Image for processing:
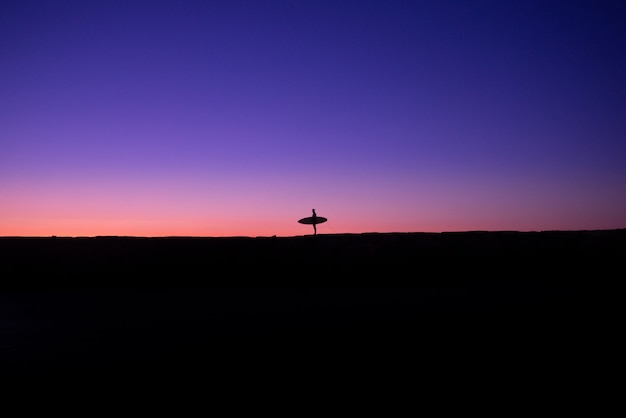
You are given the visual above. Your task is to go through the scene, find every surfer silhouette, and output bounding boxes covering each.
[297,209,327,236]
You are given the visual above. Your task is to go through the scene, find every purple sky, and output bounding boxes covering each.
[2,0,625,237]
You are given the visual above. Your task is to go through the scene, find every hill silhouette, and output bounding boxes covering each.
[1,230,624,398]
[1,229,623,289]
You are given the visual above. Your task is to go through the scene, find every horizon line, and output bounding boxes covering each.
[2,228,625,239]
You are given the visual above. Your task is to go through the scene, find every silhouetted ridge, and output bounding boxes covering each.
[1,230,623,290]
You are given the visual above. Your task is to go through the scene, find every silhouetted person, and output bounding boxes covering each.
[312,209,317,235]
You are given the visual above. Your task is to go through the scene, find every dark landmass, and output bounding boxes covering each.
[1,230,624,401]
[2,229,624,289]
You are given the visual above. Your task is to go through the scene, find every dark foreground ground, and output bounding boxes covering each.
[1,230,624,408]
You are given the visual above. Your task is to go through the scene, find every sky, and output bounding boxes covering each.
[1,0,625,237]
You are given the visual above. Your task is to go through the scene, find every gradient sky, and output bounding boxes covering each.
[2,0,625,237]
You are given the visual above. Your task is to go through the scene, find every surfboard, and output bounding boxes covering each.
[298,216,327,225]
